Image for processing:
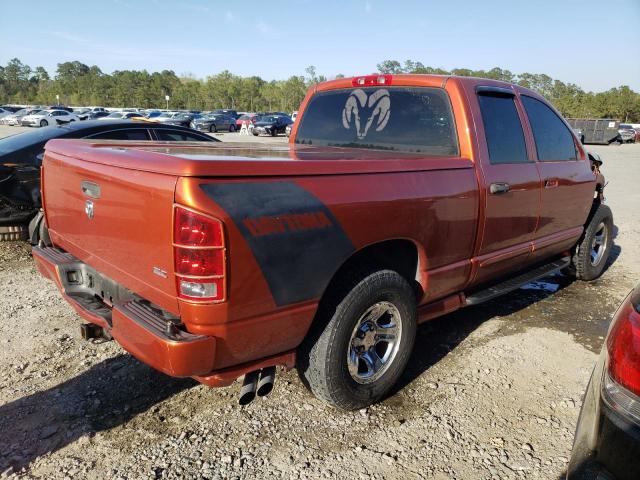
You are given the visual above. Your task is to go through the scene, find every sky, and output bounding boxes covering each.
[1,0,639,92]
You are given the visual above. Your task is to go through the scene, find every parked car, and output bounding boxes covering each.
[192,114,236,132]
[159,113,196,127]
[99,111,145,121]
[32,74,611,410]
[567,118,620,145]
[211,109,239,119]
[0,121,219,241]
[48,105,74,113]
[2,108,43,126]
[0,107,13,119]
[291,111,298,122]
[73,108,92,120]
[619,124,637,143]
[0,106,22,113]
[21,109,80,127]
[87,111,110,120]
[252,115,293,136]
[572,128,585,144]
[285,123,293,137]
[235,113,258,130]
[567,284,640,480]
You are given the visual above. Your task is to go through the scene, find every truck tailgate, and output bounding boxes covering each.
[43,149,180,315]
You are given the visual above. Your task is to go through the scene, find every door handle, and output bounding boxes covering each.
[545,178,559,189]
[489,182,510,195]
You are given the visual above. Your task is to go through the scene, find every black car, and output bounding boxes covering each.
[252,115,293,137]
[568,284,640,480]
[0,121,218,241]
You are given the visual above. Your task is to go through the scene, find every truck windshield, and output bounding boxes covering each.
[295,86,458,155]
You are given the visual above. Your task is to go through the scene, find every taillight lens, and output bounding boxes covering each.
[607,296,640,396]
[173,206,226,302]
[175,247,224,277]
[174,207,223,247]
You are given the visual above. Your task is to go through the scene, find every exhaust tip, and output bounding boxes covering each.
[256,366,276,397]
[239,370,259,406]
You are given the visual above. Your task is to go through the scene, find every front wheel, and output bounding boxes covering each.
[39,120,47,127]
[566,204,614,281]
[297,269,417,410]
[209,124,217,133]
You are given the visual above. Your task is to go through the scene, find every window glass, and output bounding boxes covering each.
[154,130,210,141]
[295,87,458,155]
[521,96,576,161]
[477,94,529,164]
[88,129,150,140]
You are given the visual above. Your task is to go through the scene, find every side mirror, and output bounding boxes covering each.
[588,152,603,167]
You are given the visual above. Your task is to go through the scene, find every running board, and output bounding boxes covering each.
[465,257,570,306]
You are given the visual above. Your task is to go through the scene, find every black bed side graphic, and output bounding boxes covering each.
[200,182,355,306]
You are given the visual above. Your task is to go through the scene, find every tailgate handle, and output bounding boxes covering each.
[81,181,101,199]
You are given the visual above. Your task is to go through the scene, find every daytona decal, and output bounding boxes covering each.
[200,182,355,306]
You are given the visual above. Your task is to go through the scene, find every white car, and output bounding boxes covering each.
[21,109,80,127]
[0,107,12,119]
[3,108,43,126]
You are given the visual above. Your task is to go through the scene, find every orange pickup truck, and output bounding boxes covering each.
[33,74,612,409]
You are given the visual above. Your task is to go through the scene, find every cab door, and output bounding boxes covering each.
[470,86,542,285]
[519,95,595,262]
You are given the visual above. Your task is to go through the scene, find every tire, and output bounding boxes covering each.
[229,124,235,132]
[209,124,217,133]
[252,131,259,136]
[39,120,47,128]
[270,128,277,137]
[0,225,28,242]
[565,204,614,281]
[297,268,417,410]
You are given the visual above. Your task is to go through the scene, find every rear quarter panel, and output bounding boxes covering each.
[175,167,478,367]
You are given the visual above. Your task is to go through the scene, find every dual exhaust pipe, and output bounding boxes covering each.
[239,366,276,405]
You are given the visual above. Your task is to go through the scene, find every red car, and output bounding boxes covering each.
[235,113,258,130]
[34,74,611,409]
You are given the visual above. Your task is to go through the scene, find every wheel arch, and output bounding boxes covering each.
[317,237,427,310]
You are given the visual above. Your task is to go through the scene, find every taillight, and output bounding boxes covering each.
[607,292,640,396]
[351,74,393,87]
[173,206,226,302]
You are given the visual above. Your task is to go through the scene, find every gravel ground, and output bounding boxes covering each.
[0,131,638,479]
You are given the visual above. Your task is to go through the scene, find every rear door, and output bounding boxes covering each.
[471,87,541,285]
[520,95,595,261]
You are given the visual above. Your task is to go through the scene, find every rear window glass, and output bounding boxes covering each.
[295,87,458,155]
[477,94,529,164]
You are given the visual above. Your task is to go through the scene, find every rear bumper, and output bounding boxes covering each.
[32,246,216,377]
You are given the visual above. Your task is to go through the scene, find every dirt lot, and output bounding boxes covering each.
[0,126,639,479]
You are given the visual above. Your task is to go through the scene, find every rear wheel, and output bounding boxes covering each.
[39,120,47,128]
[229,124,235,132]
[565,204,613,281]
[297,269,417,410]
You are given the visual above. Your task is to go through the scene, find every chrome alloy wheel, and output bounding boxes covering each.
[347,301,402,384]
[590,221,609,267]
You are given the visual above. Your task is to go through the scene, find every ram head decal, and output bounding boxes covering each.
[341,89,391,139]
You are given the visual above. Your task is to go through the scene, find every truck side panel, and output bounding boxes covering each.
[175,167,478,368]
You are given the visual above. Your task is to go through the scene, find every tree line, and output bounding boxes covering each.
[1,57,638,121]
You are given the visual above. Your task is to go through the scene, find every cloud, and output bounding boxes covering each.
[365,2,372,13]
[225,10,234,22]
[257,20,273,34]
